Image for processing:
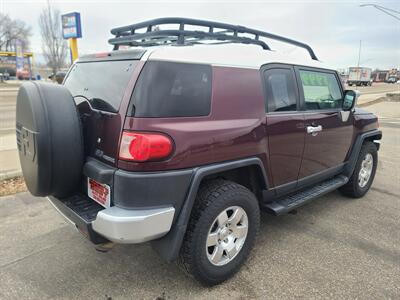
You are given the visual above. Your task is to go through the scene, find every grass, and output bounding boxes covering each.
[0,176,27,197]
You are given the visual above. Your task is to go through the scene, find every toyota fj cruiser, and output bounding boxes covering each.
[16,18,381,285]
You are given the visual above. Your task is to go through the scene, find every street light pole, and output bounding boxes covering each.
[360,4,400,21]
[357,40,362,67]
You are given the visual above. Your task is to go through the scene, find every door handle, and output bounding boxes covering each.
[306,125,322,136]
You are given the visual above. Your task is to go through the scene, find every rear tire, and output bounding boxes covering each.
[179,179,260,286]
[339,142,377,198]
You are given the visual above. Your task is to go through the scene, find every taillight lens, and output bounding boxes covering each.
[119,131,173,162]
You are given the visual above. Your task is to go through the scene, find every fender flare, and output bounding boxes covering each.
[151,157,268,262]
[343,129,382,177]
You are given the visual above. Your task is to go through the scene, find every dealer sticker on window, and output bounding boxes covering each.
[87,178,111,208]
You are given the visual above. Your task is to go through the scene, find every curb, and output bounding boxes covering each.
[386,92,400,102]
[0,170,22,181]
[357,97,386,108]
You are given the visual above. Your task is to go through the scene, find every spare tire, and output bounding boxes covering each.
[16,82,83,198]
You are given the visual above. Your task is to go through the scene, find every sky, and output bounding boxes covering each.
[1,0,399,70]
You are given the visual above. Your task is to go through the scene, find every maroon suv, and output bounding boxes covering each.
[16,18,381,285]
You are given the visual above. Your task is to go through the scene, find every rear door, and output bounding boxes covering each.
[64,59,139,166]
[263,64,305,192]
[295,67,354,186]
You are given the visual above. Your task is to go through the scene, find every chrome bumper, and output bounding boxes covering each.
[92,206,175,244]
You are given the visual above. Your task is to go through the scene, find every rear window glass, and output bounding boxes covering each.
[130,61,212,117]
[64,60,137,112]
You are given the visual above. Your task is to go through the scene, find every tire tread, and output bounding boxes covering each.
[178,179,259,285]
[340,141,377,198]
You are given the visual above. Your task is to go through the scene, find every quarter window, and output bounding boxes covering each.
[299,70,342,110]
[130,61,212,117]
[263,68,297,112]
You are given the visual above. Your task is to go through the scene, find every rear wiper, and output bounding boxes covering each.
[88,98,118,113]
[72,95,118,114]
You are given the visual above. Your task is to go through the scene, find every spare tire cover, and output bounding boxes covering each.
[16,82,83,198]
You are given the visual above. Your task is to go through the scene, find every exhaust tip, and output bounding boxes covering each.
[95,242,115,253]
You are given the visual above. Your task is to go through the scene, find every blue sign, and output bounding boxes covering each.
[61,12,82,39]
[15,40,24,72]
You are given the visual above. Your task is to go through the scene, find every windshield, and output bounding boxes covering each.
[64,60,137,112]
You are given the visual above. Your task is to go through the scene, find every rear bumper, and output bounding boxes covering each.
[48,158,192,244]
[92,206,175,243]
[48,195,107,244]
[48,194,175,244]
[83,158,193,211]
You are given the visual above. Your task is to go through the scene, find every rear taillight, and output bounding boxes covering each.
[119,131,173,162]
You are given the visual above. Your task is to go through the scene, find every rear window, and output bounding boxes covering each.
[129,61,212,117]
[64,60,137,112]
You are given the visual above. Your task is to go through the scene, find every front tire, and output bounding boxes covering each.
[339,142,377,198]
[179,179,260,286]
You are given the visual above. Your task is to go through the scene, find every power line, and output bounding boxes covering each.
[360,4,400,21]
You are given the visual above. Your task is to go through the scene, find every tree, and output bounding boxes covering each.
[0,13,32,52]
[39,4,67,74]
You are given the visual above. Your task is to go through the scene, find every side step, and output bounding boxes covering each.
[264,175,348,215]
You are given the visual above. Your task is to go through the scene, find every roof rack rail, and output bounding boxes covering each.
[109,17,318,60]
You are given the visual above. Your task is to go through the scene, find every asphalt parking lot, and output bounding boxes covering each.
[0,91,399,299]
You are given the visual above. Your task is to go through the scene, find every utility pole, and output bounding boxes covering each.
[357,40,362,67]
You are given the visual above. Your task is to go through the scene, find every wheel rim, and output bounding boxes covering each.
[358,153,373,188]
[206,206,248,266]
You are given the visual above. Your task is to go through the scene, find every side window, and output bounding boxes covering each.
[263,68,297,112]
[299,70,343,110]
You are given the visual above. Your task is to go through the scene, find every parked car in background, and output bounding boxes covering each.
[15,18,382,286]
[17,69,31,80]
[48,71,66,84]
[0,72,11,81]
[386,76,398,84]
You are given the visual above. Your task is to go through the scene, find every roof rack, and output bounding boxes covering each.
[109,17,318,60]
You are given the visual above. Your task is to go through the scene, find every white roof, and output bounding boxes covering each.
[141,43,333,70]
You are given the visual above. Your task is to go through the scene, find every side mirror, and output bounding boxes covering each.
[343,90,360,111]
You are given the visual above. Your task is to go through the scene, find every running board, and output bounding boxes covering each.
[264,175,349,215]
